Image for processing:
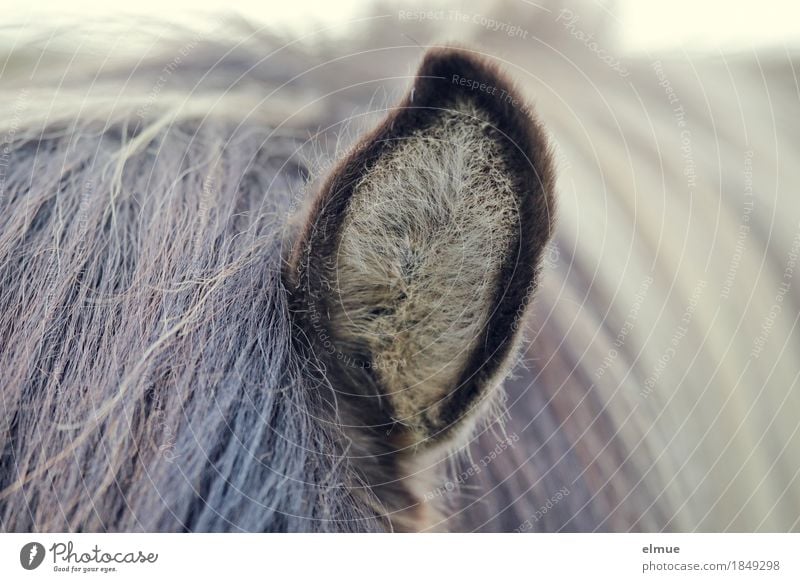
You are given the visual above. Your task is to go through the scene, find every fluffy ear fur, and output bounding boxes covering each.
[287,47,555,454]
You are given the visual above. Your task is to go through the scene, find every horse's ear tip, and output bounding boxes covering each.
[412,47,530,123]
[417,46,499,80]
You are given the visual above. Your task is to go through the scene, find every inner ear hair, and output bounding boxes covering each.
[288,46,556,452]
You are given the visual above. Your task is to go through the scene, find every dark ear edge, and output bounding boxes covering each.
[286,46,556,445]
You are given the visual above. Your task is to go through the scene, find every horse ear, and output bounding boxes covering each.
[288,47,556,448]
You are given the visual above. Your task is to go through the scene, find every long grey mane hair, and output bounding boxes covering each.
[2,2,800,532]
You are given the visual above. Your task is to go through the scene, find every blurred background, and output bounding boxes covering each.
[5,0,800,51]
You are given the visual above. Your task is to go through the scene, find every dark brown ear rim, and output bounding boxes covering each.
[287,47,556,439]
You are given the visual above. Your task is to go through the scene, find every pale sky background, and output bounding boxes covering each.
[4,0,800,53]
